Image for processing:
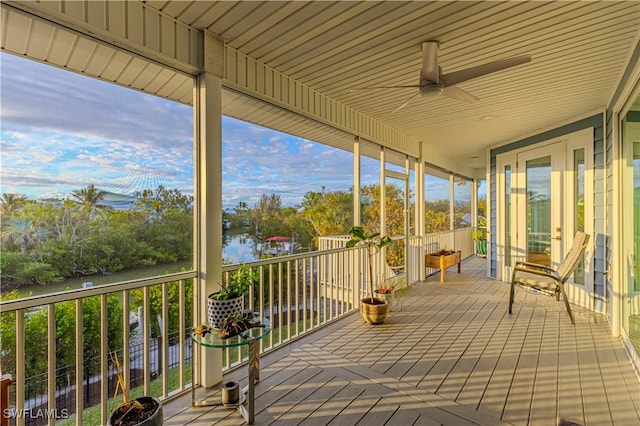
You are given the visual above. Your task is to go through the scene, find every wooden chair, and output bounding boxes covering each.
[509,231,590,324]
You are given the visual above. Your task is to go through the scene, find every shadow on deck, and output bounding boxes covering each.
[164,257,640,425]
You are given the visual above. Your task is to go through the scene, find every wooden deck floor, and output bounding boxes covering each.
[165,258,640,425]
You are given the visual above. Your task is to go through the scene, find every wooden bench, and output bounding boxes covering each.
[425,250,461,282]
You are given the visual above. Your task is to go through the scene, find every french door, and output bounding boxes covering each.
[497,129,593,308]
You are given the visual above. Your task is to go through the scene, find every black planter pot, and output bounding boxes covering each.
[108,396,163,426]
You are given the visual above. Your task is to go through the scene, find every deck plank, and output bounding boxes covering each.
[556,312,585,425]
[417,298,493,393]
[435,300,504,401]
[588,317,640,425]
[501,304,546,423]
[577,318,615,425]
[529,310,560,425]
[476,303,535,416]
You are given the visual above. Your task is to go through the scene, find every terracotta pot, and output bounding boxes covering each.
[361,297,388,324]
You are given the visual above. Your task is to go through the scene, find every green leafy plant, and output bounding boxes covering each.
[472,228,486,242]
[346,226,392,303]
[210,263,258,300]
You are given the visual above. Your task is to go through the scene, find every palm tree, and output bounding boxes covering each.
[6,217,42,253]
[0,193,27,217]
[71,184,107,216]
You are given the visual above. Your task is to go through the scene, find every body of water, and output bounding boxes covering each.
[4,234,259,298]
[223,233,259,263]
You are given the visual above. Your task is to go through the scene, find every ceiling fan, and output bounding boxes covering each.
[356,41,531,112]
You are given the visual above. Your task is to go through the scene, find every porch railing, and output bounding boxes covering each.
[0,272,196,426]
[0,228,474,426]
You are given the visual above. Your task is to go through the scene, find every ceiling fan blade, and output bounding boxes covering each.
[442,85,478,103]
[392,91,422,113]
[441,55,531,86]
[420,41,440,83]
[348,85,419,92]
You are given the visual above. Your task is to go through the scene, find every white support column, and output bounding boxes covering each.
[471,178,479,229]
[449,174,455,231]
[417,142,425,240]
[415,153,425,278]
[197,31,224,388]
[353,136,361,226]
[380,147,386,235]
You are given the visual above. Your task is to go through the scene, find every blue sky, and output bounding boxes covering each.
[1,52,193,200]
[0,53,360,209]
[1,52,455,210]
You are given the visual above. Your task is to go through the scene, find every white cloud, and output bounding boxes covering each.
[1,53,361,205]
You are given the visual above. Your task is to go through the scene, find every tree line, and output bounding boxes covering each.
[1,185,192,289]
[1,183,471,289]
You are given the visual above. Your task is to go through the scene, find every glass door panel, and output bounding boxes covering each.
[628,121,640,355]
[573,148,586,284]
[634,141,640,293]
[516,143,564,270]
[505,165,512,267]
[496,152,517,281]
[563,131,594,307]
[526,156,552,266]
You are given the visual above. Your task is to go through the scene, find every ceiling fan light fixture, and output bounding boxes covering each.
[383,41,530,112]
[419,83,443,98]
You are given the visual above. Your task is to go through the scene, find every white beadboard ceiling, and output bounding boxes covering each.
[2,1,639,170]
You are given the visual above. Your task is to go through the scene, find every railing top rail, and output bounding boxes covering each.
[221,245,357,272]
[0,270,198,312]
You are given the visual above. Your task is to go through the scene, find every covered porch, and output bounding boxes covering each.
[164,257,640,425]
[1,1,640,424]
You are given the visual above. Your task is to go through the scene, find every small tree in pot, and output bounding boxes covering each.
[346,226,392,324]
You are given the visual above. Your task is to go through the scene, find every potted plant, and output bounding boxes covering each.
[207,263,257,328]
[374,280,397,311]
[472,228,487,256]
[108,351,162,426]
[346,226,392,324]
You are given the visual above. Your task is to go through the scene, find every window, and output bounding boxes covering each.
[0,53,194,297]
[453,176,472,229]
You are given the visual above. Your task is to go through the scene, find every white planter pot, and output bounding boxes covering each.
[207,294,244,328]
[374,291,397,311]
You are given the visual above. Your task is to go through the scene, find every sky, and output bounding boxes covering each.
[1,52,457,210]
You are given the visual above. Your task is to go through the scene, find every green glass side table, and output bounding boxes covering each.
[192,317,271,424]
